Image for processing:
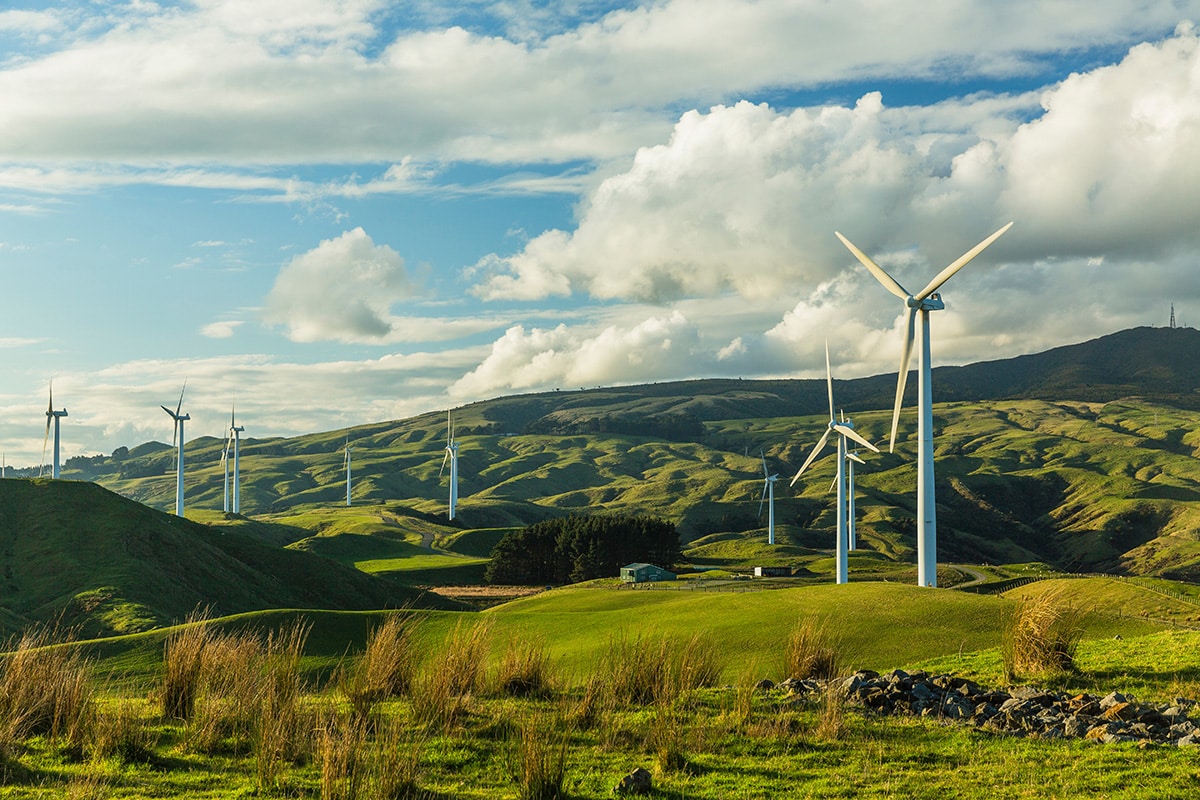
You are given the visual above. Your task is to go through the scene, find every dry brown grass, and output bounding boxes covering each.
[0,626,94,748]
[343,612,422,719]
[1002,590,1084,680]
[494,637,554,698]
[784,616,844,681]
[410,618,493,732]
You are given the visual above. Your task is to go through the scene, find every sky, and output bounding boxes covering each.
[3,0,1200,467]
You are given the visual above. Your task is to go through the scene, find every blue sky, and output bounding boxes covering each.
[3,0,1200,466]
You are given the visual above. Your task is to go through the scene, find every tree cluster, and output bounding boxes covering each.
[485,513,681,586]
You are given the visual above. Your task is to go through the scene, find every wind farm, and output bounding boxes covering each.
[5,4,1200,795]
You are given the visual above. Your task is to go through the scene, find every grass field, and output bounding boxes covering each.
[2,579,1198,799]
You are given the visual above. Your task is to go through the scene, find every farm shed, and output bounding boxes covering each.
[620,563,676,583]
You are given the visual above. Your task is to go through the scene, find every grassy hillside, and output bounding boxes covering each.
[0,479,453,638]
[23,325,1200,585]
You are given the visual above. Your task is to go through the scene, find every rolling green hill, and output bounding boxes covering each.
[0,479,454,638]
[25,325,1200,585]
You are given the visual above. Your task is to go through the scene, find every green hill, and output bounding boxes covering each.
[0,479,452,638]
[29,325,1200,584]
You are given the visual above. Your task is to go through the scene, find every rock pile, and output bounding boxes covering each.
[776,670,1200,747]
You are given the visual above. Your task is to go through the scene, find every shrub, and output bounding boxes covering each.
[1002,590,1084,679]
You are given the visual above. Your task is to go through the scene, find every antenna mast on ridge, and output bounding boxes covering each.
[1170,304,1177,329]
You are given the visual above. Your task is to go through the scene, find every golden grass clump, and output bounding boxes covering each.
[161,610,212,721]
[343,612,422,719]
[410,618,493,732]
[1002,589,1084,680]
[509,711,570,800]
[784,616,844,681]
[494,637,554,698]
[0,625,94,747]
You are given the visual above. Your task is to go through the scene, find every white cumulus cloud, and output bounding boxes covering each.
[263,227,413,343]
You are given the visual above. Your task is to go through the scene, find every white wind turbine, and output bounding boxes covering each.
[222,405,245,514]
[41,381,68,479]
[791,343,879,585]
[440,410,459,520]
[343,439,352,507]
[759,453,780,545]
[161,382,190,516]
[836,222,1012,587]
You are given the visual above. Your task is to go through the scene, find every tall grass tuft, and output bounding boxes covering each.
[161,610,212,721]
[495,637,554,698]
[91,698,155,764]
[411,618,492,732]
[255,620,311,791]
[366,713,426,800]
[343,612,421,720]
[784,616,844,681]
[319,713,366,800]
[815,684,847,741]
[0,625,94,748]
[509,711,569,800]
[1002,590,1084,680]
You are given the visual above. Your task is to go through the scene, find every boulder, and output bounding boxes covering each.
[615,767,652,796]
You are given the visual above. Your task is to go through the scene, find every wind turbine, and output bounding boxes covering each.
[758,453,780,545]
[41,382,68,479]
[161,382,189,516]
[440,410,459,520]
[343,439,352,507]
[791,343,879,584]
[836,222,1012,587]
[222,405,245,514]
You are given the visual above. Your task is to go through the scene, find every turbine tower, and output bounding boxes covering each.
[222,406,245,514]
[440,410,459,520]
[41,382,68,479]
[343,440,352,507]
[161,383,190,516]
[791,343,879,584]
[759,453,780,545]
[836,222,1012,587]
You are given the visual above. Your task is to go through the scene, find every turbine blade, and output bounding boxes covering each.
[758,481,767,517]
[47,380,54,415]
[847,451,866,465]
[828,474,837,494]
[914,221,1014,301]
[890,308,917,452]
[790,428,832,486]
[439,449,450,477]
[825,341,834,421]
[833,423,880,453]
[175,380,187,417]
[761,451,768,479]
[835,231,910,299]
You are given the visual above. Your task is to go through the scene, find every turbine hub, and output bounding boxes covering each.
[919,293,945,311]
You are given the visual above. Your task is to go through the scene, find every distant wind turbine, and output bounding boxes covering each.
[791,343,879,585]
[41,382,68,479]
[343,439,352,507]
[759,453,780,545]
[440,410,459,520]
[836,222,1012,587]
[161,382,190,516]
[222,405,245,514]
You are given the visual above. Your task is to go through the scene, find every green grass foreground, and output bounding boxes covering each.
[3,580,1199,798]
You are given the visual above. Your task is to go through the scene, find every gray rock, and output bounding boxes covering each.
[615,767,652,795]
